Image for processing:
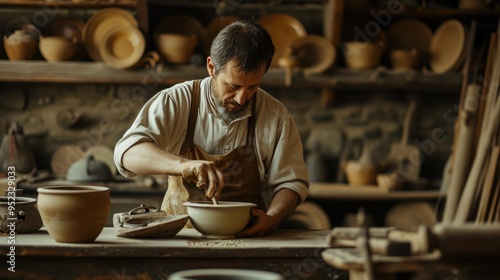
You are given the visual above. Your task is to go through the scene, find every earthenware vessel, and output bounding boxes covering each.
[37,186,110,243]
[39,36,79,62]
[345,140,378,185]
[0,197,43,233]
[3,30,38,61]
[156,33,197,64]
[343,41,383,70]
[183,201,256,239]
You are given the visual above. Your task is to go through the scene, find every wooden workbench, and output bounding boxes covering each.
[321,248,500,280]
[0,228,343,279]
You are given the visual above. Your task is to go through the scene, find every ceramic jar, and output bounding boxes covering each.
[345,140,379,185]
[3,30,38,61]
[0,197,43,233]
[37,186,110,243]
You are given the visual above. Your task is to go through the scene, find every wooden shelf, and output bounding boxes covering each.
[0,61,462,91]
[345,6,500,21]
[0,0,138,9]
[308,182,445,200]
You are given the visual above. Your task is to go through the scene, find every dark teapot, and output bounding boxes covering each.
[66,155,115,181]
[0,122,36,174]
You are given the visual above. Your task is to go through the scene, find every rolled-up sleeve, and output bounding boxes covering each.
[113,88,189,177]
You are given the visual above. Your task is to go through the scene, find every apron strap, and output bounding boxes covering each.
[183,78,256,155]
[246,95,257,155]
[182,79,201,153]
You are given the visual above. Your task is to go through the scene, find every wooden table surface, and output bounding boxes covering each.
[0,228,343,279]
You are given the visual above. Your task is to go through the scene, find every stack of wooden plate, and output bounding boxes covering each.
[83,8,145,69]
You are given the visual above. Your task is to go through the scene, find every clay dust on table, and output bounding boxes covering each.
[187,239,252,247]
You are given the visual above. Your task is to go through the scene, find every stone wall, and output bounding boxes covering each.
[0,82,458,185]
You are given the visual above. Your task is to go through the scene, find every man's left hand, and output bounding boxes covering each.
[235,208,277,238]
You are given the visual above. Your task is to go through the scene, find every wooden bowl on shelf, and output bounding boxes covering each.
[39,36,79,62]
[156,33,197,64]
[342,41,384,70]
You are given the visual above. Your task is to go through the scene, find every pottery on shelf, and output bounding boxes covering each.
[156,33,197,64]
[343,41,384,70]
[39,36,79,62]
[344,139,379,185]
[3,30,38,61]
[37,186,110,243]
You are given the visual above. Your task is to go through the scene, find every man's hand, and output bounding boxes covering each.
[235,189,301,238]
[181,160,225,199]
[235,208,278,238]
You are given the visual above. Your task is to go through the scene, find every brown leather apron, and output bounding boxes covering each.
[161,80,265,216]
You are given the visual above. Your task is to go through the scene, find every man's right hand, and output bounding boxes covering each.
[181,160,224,199]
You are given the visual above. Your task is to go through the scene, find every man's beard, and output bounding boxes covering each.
[212,84,249,125]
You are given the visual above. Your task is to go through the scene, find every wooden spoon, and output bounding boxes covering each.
[212,197,219,205]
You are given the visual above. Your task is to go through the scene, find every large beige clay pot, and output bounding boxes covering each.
[3,30,38,61]
[37,186,110,243]
[183,201,256,239]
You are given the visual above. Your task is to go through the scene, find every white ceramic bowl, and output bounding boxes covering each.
[183,201,256,239]
[168,268,283,280]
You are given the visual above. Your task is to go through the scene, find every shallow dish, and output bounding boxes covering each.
[290,34,335,75]
[114,214,189,238]
[184,201,257,239]
[429,19,466,74]
[98,25,145,69]
[82,7,138,62]
[257,13,307,67]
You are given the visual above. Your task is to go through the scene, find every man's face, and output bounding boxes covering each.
[207,58,266,113]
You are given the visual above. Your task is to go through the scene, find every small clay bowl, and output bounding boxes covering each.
[343,41,384,70]
[156,33,197,64]
[39,36,79,62]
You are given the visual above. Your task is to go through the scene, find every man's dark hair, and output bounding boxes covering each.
[210,20,275,75]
